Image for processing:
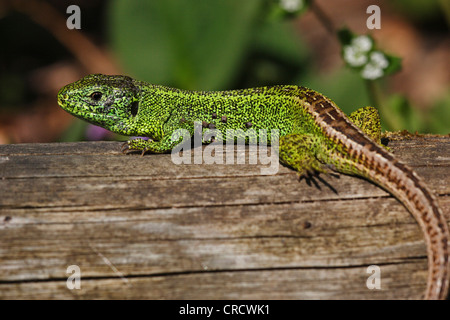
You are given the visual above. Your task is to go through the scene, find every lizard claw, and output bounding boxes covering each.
[140,148,149,157]
[121,141,136,155]
[121,138,155,155]
[121,141,142,155]
[121,141,130,154]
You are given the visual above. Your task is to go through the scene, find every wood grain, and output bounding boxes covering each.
[0,136,448,299]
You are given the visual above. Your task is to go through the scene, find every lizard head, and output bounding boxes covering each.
[57,74,141,136]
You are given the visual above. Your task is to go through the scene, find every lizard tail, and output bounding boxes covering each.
[300,90,449,299]
[324,129,450,299]
[363,152,449,299]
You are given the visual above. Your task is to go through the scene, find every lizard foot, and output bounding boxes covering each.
[121,138,154,155]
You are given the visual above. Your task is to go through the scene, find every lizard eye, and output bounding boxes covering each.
[90,92,103,101]
[130,101,139,117]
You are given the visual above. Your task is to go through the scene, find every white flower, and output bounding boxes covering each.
[343,46,368,67]
[370,51,389,69]
[279,0,304,12]
[361,51,389,80]
[361,63,384,80]
[342,35,390,80]
[343,35,373,67]
[352,35,373,52]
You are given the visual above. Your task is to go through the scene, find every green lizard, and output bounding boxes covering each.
[58,74,449,299]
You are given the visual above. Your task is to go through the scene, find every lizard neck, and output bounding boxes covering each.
[299,90,449,300]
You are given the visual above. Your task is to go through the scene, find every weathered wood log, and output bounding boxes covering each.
[0,135,448,299]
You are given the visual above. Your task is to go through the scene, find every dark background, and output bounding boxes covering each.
[0,0,448,144]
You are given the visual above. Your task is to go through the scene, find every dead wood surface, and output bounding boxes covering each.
[0,135,448,299]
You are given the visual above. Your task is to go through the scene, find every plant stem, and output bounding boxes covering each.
[309,0,335,35]
[438,0,450,27]
[365,80,400,131]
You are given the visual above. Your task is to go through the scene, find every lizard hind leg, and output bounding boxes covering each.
[279,134,328,179]
[349,106,382,144]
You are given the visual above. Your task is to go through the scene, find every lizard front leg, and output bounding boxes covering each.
[124,130,190,155]
[279,133,329,177]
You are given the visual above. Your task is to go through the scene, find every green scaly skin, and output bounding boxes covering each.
[58,74,449,299]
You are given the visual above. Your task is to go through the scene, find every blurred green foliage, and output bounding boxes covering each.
[106,0,448,134]
[108,0,310,91]
[107,0,371,122]
[2,0,447,142]
[390,0,448,25]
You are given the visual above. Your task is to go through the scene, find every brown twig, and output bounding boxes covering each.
[309,0,336,35]
[9,0,120,74]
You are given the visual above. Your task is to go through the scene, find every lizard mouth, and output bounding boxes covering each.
[57,95,67,109]
[57,86,73,111]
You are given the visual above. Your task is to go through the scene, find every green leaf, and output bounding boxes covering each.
[427,94,450,134]
[108,0,261,90]
[337,27,354,46]
[383,54,402,76]
[385,94,422,131]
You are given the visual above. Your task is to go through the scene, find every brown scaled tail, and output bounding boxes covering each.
[300,89,450,299]
[355,148,450,299]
